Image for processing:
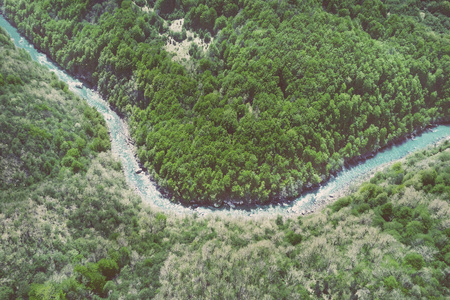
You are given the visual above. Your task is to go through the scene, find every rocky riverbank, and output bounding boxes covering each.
[302,134,450,216]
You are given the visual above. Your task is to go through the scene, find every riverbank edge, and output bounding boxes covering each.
[129,115,449,211]
[301,135,450,217]
[2,10,449,211]
[209,123,450,212]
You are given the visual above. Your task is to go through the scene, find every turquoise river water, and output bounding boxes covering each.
[1,15,449,217]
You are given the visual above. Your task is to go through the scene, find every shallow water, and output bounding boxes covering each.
[2,15,449,217]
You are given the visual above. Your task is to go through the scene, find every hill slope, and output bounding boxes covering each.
[0,25,162,299]
[2,0,449,206]
[1,22,449,299]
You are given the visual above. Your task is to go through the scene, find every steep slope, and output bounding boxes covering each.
[1,21,449,299]
[0,25,110,189]
[0,26,165,299]
[2,0,449,206]
[156,141,450,299]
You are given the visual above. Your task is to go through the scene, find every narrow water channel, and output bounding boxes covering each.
[1,15,449,217]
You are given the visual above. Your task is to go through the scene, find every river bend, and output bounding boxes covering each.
[1,15,449,217]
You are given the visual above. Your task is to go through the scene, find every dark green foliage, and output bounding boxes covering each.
[394,206,412,226]
[331,196,352,212]
[73,258,119,296]
[1,4,450,299]
[328,144,450,297]
[0,27,165,299]
[403,252,425,270]
[285,230,302,245]
[1,64,450,300]
[421,169,437,186]
[97,258,119,280]
[370,192,388,208]
[6,74,23,85]
[155,0,176,15]
[405,221,426,239]
[381,203,394,221]
[275,215,284,227]
[4,0,449,206]
[314,281,322,298]
[352,203,370,216]
[74,263,107,295]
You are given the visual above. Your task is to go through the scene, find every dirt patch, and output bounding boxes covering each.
[134,1,153,14]
[164,18,213,64]
[169,18,184,33]
[420,12,425,20]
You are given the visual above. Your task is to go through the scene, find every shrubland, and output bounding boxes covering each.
[0,26,110,190]
[2,0,449,205]
[156,140,450,299]
[0,26,167,299]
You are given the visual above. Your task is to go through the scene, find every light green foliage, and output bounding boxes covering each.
[1,76,450,300]
[383,275,399,291]
[0,27,109,190]
[154,145,450,299]
[29,283,65,300]
[74,263,107,295]
[331,196,352,211]
[403,253,425,270]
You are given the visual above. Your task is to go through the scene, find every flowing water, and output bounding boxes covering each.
[1,15,449,217]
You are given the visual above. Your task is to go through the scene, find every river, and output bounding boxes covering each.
[1,15,449,217]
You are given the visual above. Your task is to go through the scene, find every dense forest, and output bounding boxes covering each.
[2,0,449,206]
[1,26,450,298]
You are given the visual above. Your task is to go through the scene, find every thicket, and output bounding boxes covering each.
[2,0,449,206]
[155,142,450,299]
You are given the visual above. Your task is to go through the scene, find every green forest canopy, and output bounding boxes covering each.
[2,19,450,299]
[3,0,450,206]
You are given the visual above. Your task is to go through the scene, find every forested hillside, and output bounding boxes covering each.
[1,25,449,297]
[1,19,450,298]
[156,141,450,299]
[0,26,110,190]
[0,26,168,299]
[2,0,449,206]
